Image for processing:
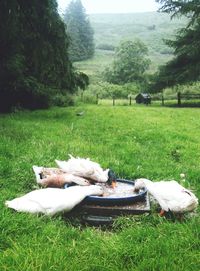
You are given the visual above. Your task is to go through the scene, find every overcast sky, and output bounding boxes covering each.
[57,0,160,14]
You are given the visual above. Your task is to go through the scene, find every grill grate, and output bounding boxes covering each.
[64,193,150,226]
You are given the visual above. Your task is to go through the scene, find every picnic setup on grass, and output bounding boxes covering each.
[5,154,198,225]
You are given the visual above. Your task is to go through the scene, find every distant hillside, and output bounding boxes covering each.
[75,12,187,83]
[90,12,186,54]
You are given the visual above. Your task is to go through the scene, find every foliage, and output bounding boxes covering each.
[0,0,88,112]
[152,0,200,91]
[84,82,140,99]
[96,43,115,51]
[0,106,200,270]
[74,71,89,90]
[75,91,97,104]
[51,93,75,107]
[64,0,95,62]
[163,81,200,96]
[75,12,187,85]
[157,0,200,26]
[103,40,151,85]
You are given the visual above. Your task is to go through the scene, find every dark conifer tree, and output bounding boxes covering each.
[0,0,88,112]
[64,0,95,61]
[151,0,200,91]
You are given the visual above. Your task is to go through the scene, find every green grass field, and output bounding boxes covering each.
[1,105,200,271]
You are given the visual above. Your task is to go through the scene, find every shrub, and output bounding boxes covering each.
[51,93,75,107]
[96,43,115,51]
[75,92,97,104]
[163,81,200,97]
[84,82,140,99]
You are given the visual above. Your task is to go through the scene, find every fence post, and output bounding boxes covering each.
[177,92,181,106]
[113,96,115,106]
[129,96,132,106]
[96,94,99,105]
[161,94,164,106]
[81,91,83,102]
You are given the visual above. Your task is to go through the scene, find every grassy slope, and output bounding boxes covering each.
[90,12,185,52]
[0,105,200,270]
[75,12,187,82]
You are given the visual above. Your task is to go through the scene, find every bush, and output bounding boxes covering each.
[0,75,76,112]
[96,43,115,51]
[84,82,140,99]
[155,81,200,99]
[75,92,97,104]
[51,93,74,107]
[0,76,52,112]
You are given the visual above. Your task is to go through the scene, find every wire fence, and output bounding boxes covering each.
[78,92,200,107]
